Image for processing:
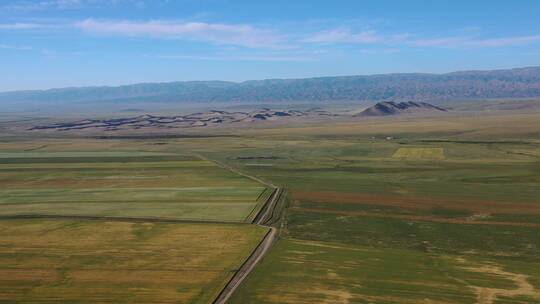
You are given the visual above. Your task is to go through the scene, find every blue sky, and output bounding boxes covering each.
[1,0,540,91]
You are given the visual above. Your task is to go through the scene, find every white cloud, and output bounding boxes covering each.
[74,19,286,48]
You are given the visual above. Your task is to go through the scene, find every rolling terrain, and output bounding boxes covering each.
[27,109,334,132]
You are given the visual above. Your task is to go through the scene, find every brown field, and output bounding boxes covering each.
[291,191,540,215]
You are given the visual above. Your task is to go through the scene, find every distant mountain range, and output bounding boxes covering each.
[358,101,447,116]
[2,66,540,104]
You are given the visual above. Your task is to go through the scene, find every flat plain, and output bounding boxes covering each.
[1,110,539,303]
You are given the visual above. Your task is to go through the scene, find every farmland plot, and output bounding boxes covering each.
[0,152,269,222]
[392,147,445,160]
[0,219,268,304]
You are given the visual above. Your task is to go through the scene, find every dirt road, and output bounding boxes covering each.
[213,187,282,304]
[193,154,283,304]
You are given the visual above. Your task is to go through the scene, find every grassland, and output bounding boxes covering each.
[1,111,540,303]
[0,219,268,303]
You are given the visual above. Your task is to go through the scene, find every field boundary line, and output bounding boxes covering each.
[0,214,248,225]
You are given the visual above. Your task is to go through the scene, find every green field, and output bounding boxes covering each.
[231,239,540,304]
[0,219,268,303]
[0,152,269,222]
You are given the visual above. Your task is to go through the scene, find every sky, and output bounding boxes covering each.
[1,0,540,91]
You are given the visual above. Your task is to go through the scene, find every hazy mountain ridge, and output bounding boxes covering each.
[2,66,540,104]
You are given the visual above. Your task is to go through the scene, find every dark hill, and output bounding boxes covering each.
[358,101,447,117]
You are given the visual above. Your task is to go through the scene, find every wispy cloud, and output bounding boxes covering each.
[303,29,408,45]
[413,34,540,48]
[152,53,316,62]
[470,35,540,47]
[2,17,540,51]
[40,48,86,59]
[74,19,286,48]
[0,0,154,11]
[0,43,32,50]
[0,22,45,29]
[303,27,540,49]
[2,0,82,10]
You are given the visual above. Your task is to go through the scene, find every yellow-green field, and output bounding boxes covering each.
[392,147,445,160]
[0,219,268,303]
